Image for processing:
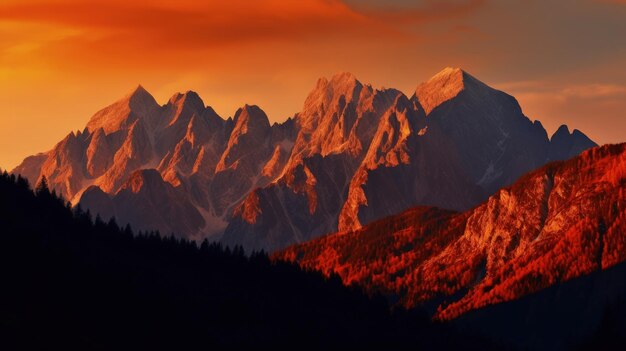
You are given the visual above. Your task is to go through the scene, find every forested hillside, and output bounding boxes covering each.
[0,172,490,350]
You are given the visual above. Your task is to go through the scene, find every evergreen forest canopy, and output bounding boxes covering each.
[0,172,490,350]
[2,171,623,350]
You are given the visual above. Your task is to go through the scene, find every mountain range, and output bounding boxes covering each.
[13,68,597,252]
[6,67,625,349]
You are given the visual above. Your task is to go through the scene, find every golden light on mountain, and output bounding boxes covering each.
[2,2,626,349]
[1,0,626,171]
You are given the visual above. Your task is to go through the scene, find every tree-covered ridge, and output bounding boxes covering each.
[0,172,491,350]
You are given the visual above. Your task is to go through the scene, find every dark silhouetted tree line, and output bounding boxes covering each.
[0,172,494,350]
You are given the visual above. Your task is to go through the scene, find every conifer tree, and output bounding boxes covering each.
[36,175,50,195]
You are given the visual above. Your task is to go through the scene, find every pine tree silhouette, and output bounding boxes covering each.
[0,171,495,350]
[36,175,49,195]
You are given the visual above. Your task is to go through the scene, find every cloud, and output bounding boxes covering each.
[596,0,626,4]
[0,1,375,48]
[560,84,626,98]
[0,0,490,76]
[0,0,389,76]
[500,80,626,100]
[360,0,487,24]
[496,78,625,141]
[0,0,487,51]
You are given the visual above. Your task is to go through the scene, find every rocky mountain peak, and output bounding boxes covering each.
[548,124,598,161]
[414,67,488,115]
[215,105,272,173]
[168,91,205,113]
[162,91,209,130]
[290,72,381,160]
[329,72,360,89]
[127,85,156,108]
[302,72,364,115]
[233,104,271,130]
[551,124,571,140]
[86,85,159,134]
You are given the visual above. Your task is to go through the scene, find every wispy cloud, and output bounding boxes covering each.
[0,0,487,51]
[561,83,626,98]
[596,0,626,4]
[499,80,626,100]
[359,0,486,24]
[0,1,374,48]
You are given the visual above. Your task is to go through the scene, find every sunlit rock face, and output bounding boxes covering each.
[14,68,596,250]
[277,143,626,319]
[225,68,595,252]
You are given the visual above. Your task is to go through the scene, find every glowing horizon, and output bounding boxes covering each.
[1,0,626,170]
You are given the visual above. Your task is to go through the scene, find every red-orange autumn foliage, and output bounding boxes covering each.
[274,143,626,319]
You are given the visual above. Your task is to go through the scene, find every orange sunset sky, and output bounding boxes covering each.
[1,0,625,170]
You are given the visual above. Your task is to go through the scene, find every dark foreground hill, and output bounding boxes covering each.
[0,172,492,350]
[455,260,626,350]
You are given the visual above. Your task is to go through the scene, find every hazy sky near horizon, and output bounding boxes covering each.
[1,0,625,169]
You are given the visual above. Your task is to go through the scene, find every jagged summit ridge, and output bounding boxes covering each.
[13,69,598,250]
